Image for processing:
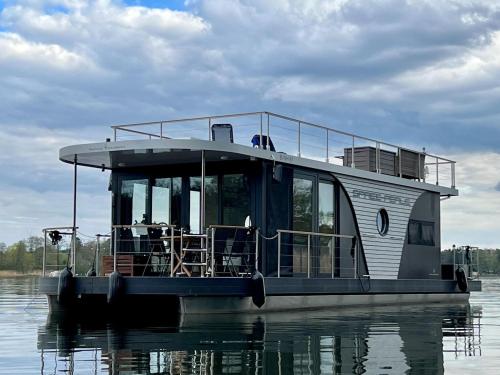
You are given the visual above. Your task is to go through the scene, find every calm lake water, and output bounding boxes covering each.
[0,277,498,374]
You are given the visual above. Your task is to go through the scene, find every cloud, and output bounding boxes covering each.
[441,152,500,249]
[0,0,500,246]
[495,182,500,192]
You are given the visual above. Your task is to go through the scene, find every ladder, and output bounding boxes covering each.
[178,232,209,277]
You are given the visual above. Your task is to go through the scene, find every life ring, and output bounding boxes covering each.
[455,267,468,292]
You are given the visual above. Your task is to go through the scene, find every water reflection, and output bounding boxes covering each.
[38,304,482,374]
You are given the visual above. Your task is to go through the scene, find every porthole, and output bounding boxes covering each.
[376,209,389,236]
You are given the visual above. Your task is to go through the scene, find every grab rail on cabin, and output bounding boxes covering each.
[110,111,456,189]
[42,226,78,277]
[276,229,358,279]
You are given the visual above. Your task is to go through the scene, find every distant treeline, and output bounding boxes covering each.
[0,236,110,275]
[0,237,499,275]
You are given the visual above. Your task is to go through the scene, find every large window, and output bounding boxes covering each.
[190,176,218,233]
[152,178,170,224]
[318,181,335,275]
[120,179,148,226]
[222,174,250,226]
[408,220,435,246]
[292,177,313,274]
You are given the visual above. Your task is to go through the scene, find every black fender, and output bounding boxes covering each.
[455,267,468,292]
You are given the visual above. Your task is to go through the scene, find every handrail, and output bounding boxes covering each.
[110,111,456,163]
[277,229,354,239]
[112,224,176,276]
[276,229,358,279]
[42,226,79,276]
[109,111,457,188]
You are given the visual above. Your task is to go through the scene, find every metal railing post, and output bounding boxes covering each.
[160,122,163,139]
[255,228,259,271]
[42,230,47,276]
[418,152,421,181]
[208,118,212,141]
[351,136,355,168]
[451,162,456,188]
[113,128,117,141]
[435,157,439,185]
[298,121,301,157]
[398,148,402,177]
[211,227,215,277]
[113,228,117,272]
[330,237,334,279]
[259,113,263,149]
[326,129,329,162]
[266,113,270,149]
[354,237,358,279]
[170,227,175,277]
[96,235,100,276]
[307,234,311,278]
[277,231,281,278]
[376,142,380,173]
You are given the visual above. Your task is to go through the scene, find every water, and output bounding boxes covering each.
[0,277,498,374]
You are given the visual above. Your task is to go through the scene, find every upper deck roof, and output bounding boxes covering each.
[59,111,458,196]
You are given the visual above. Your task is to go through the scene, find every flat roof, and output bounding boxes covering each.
[60,139,458,196]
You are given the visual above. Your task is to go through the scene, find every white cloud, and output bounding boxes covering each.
[0,0,499,247]
[441,152,500,249]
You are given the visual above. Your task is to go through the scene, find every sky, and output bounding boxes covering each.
[0,0,499,248]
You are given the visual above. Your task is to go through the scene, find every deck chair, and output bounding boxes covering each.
[212,228,230,275]
[142,227,168,276]
[225,228,250,276]
[211,123,234,143]
[251,135,275,152]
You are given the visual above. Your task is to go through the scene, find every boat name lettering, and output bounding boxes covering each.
[277,154,295,162]
[352,189,411,206]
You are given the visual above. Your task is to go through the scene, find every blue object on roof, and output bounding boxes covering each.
[251,135,275,152]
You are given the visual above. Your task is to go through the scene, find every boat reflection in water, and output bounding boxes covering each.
[38,304,482,374]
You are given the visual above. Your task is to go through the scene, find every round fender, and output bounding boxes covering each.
[107,271,124,305]
[251,270,266,308]
[57,266,74,305]
[455,267,468,292]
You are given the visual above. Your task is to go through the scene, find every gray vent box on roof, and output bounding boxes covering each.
[399,149,425,179]
[343,147,396,176]
[343,147,425,179]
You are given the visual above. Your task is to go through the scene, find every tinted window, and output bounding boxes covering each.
[408,220,435,246]
[222,174,250,226]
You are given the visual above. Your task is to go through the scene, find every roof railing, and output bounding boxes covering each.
[110,111,456,189]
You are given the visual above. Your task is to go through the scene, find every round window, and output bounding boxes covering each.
[376,209,389,236]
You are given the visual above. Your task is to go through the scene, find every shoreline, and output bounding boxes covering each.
[0,270,41,277]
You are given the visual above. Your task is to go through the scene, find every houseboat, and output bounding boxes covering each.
[38,111,481,315]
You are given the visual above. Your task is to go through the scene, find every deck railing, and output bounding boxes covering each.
[276,230,358,279]
[42,226,78,276]
[110,111,456,189]
[43,224,361,280]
